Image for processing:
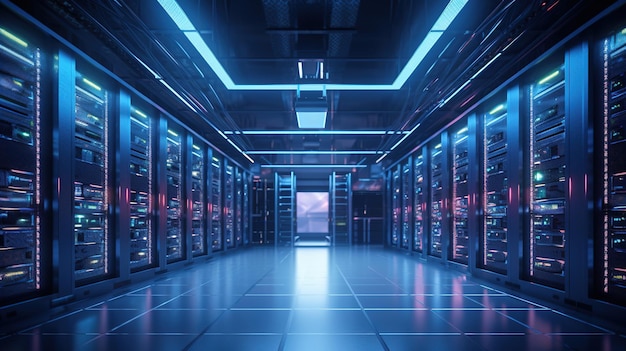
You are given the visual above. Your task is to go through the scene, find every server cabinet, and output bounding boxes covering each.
[600,27,626,303]
[210,154,222,251]
[252,176,269,244]
[401,161,412,250]
[128,105,154,270]
[224,163,234,249]
[413,153,425,253]
[528,65,567,290]
[430,138,445,258]
[330,172,351,245]
[165,127,184,263]
[0,26,43,301]
[390,166,401,247]
[452,123,469,265]
[73,71,111,284]
[190,141,206,256]
[275,172,295,246]
[234,167,243,247]
[242,172,250,246]
[482,103,509,274]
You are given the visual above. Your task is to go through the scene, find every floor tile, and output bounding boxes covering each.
[289,310,374,333]
[559,334,626,351]
[87,295,172,310]
[433,309,530,333]
[358,295,424,309]
[25,309,143,334]
[293,295,360,309]
[351,284,407,294]
[1,333,95,351]
[157,294,237,310]
[500,310,611,334]
[467,334,571,351]
[283,334,384,351]
[112,309,223,334]
[231,295,293,309]
[413,295,484,309]
[366,310,459,333]
[382,334,483,351]
[83,334,196,351]
[465,294,547,310]
[208,310,290,333]
[188,334,282,351]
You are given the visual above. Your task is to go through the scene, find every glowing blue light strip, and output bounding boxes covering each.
[261,164,367,168]
[224,130,409,135]
[246,150,385,155]
[375,152,390,163]
[157,0,468,91]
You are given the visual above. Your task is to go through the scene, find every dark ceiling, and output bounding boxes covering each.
[8,0,621,171]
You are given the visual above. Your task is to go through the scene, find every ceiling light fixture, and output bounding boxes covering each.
[157,0,468,91]
[295,96,328,129]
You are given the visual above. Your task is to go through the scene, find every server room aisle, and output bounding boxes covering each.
[2,247,625,351]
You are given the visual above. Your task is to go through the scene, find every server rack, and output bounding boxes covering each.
[330,172,351,245]
[601,27,626,302]
[252,177,267,244]
[73,72,110,283]
[234,167,243,247]
[190,141,205,256]
[210,154,222,251]
[242,172,250,246]
[129,105,153,270]
[528,65,567,290]
[275,172,295,246]
[165,127,183,263]
[390,166,401,247]
[430,139,444,258]
[401,161,412,250]
[413,153,425,253]
[452,123,469,265]
[0,26,42,300]
[224,163,234,249]
[483,103,509,274]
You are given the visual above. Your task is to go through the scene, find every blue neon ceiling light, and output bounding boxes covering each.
[157,0,468,91]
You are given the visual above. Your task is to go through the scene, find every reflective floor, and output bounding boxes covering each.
[2,246,626,350]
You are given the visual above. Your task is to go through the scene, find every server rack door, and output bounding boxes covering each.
[482,103,509,274]
[413,154,425,253]
[128,104,154,270]
[190,141,206,256]
[452,123,469,265]
[0,25,43,301]
[235,168,243,247]
[210,154,222,251]
[391,166,401,248]
[224,164,235,249]
[430,139,444,257]
[528,65,567,290]
[243,172,250,246]
[73,71,111,284]
[600,27,626,303]
[165,127,184,263]
[275,172,295,246]
[401,160,412,250]
[252,177,264,244]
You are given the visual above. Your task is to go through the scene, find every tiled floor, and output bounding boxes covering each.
[2,246,626,350]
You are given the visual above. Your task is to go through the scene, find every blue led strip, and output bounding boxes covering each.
[157,0,468,91]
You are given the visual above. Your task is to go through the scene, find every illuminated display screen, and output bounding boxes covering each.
[297,192,328,233]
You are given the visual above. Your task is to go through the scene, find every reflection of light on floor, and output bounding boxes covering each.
[294,248,329,300]
[294,239,330,247]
